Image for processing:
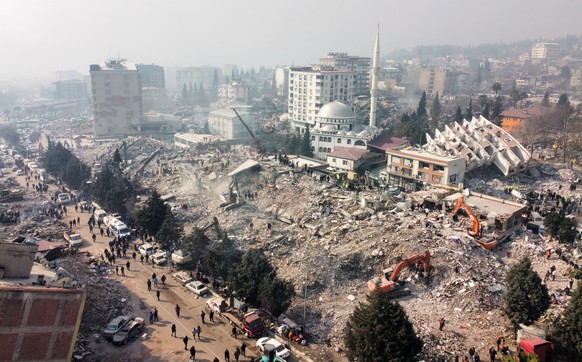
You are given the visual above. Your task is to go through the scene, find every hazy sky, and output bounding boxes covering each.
[1,0,580,79]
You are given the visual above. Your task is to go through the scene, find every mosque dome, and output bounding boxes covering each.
[317,101,354,120]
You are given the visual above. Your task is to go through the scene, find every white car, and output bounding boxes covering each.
[256,337,291,359]
[172,271,194,285]
[185,281,210,296]
[138,243,155,257]
[151,251,167,265]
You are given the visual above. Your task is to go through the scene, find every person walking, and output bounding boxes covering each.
[147,279,152,291]
[153,277,159,288]
[171,324,177,337]
[154,308,159,322]
[132,251,136,260]
[192,327,197,339]
[224,349,230,362]
[120,266,125,276]
[231,325,237,338]
[156,289,160,301]
[175,304,181,318]
[240,342,246,356]
[200,310,206,324]
[489,346,497,362]
[115,266,119,275]
[126,261,130,271]
[149,311,154,324]
[161,274,166,286]
[234,347,241,361]
[196,325,201,340]
[209,310,214,323]
[189,345,196,360]
[140,254,144,264]
[183,335,189,350]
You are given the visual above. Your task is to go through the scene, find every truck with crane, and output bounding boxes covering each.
[368,250,432,297]
[451,196,498,250]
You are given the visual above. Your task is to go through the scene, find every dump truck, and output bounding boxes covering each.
[223,310,265,338]
[519,338,554,362]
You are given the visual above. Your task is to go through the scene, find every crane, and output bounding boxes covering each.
[231,107,262,154]
[451,196,498,250]
[132,147,162,184]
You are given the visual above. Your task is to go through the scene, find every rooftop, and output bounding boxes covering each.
[367,134,408,151]
[317,101,354,119]
[501,106,553,119]
[328,147,368,161]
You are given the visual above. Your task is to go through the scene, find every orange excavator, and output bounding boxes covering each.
[367,251,431,297]
[451,196,498,250]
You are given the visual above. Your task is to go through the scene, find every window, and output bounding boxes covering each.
[419,161,430,169]
[403,158,413,167]
[434,165,445,172]
[391,156,401,164]
[342,160,348,165]
[347,139,351,145]
[311,136,315,141]
[354,140,365,146]
[337,138,341,144]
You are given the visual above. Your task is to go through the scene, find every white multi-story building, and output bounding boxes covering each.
[288,66,355,132]
[218,81,250,104]
[320,52,371,96]
[176,66,222,91]
[207,108,260,140]
[275,67,289,98]
[90,59,143,137]
[531,42,560,60]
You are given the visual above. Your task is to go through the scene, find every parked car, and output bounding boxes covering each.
[138,243,155,257]
[185,281,210,296]
[256,337,291,359]
[112,317,145,345]
[151,251,167,265]
[172,271,193,285]
[103,316,132,340]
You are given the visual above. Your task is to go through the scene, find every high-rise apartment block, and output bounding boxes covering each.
[137,64,165,88]
[90,59,143,137]
[320,52,371,96]
[53,80,88,100]
[531,42,560,60]
[288,66,355,132]
[176,66,222,91]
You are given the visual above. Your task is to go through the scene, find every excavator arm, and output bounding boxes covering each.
[232,108,262,154]
[389,251,431,282]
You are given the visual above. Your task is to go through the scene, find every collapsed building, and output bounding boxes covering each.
[425,116,531,176]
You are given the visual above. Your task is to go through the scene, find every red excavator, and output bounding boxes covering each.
[451,196,498,250]
[367,251,431,297]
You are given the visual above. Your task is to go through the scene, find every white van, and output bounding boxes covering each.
[94,209,107,223]
[109,219,131,238]
[57,193,72,204]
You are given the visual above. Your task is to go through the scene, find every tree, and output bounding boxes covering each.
[231,249,275,305]
[137,190,168,237]
[491,95,504,124]
[204,234,241,281]
[552,280,582,358]
[482,103,491,120]
[430,93,442,128]
[503,257,550,330]
[156,210,182,251]
[343,290,423,362]
[300,126,313,158]
[258,277,295,319]
[112,149,122,168]
[465,98,473,121]
[492,81,502,95]
[0,125,19,146]
[454,105,463,123]
[416,91,427,121]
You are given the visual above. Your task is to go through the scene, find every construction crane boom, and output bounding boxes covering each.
[231,108,262,153]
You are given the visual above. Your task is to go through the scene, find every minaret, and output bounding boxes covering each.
[369,26,380,128]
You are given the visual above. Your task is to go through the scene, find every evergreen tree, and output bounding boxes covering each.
[0,125,19,146]
[231,249,275,305]
[112,149,122,168]
[344,290,423,362]
[503,257,550,330]
[181,84,189,105]
[156,210,182,251]
[287,133,301,155]
[552,280,582,358]
[259,277,295,319]
[454,105,464,123]
[465,98,473,121]
[205,235,242,281]
[430,93,442,127]
[300,127,313,158]
[137,189,168,237]
[492,81,502,95]
[416,91,427,121]
[491,95,504,124]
